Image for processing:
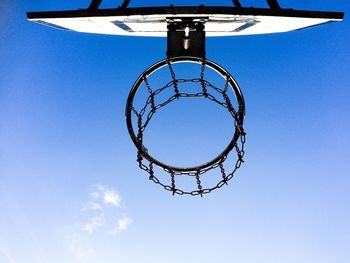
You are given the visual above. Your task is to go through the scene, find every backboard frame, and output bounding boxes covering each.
[27,6,344,37]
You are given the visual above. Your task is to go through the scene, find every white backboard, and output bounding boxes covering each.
[27,7,344,37]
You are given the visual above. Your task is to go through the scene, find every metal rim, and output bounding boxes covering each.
[125,56,245,173]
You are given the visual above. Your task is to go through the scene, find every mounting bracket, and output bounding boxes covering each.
[167,20,206,59]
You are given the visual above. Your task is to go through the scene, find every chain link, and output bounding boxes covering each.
[167,59,180,98]
[143,76,155,111]
[170,172,176,195]
[200,61,208,97]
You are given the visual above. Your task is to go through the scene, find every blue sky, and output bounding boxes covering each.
[1,1,349,263]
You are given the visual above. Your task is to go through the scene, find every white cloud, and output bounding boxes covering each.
[118,217,132,231]
[93,184,121,207]
[80,184,131,237]
[90,191,99,199]
[84,216,105,234]
[81,202,102,212]
[102,189,121,207]
[109,217,132,235]
[62,184,132,263]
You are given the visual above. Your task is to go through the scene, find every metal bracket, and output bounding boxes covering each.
[88,0,102,9]
[88,0,131,9]
[120,0,131,9]
[230,0,280,9]
[167,20,205,59]
[266,0,281,9]
[232,0,242,8]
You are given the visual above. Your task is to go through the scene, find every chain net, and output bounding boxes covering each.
[127,58,246,196]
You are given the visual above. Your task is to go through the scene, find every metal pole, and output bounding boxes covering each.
[266,0,281,9]
[88,0,103,9]
[232,0,242,8]
[120,0,131,8]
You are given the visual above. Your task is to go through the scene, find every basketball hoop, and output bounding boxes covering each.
[27,1,344,196]
[125,56,246,196]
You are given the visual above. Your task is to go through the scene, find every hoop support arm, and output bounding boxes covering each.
[232,0,242,8]
[88,0,102,9]
[266,0,281,9]
[88,0,131,9]
[120,0,131,9]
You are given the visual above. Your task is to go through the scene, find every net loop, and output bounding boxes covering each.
[167,59,180,98]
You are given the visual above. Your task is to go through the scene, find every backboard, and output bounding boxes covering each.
[27,7,344,37]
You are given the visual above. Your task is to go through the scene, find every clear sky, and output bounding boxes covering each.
[1,1,349,263]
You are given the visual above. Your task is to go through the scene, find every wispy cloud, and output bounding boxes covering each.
[96,185,121,207]
[83,215,105,234]
[117,217,132,232]
[64,184,132,261]
[81,202,102,212]
[81,184,131,235]
[90,191,99,199]
[103,189,121,207]
[109,217,132,235]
